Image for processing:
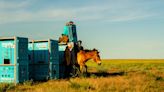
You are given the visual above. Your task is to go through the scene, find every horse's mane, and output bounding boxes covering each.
[83,49,98,52]
[83,49,91,52]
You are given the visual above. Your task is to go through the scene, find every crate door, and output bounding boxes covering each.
[17,38,29,82]
[0,40,15,65]
[50,40,59,64]
[0,40,15,83]
[34,42,49,64]
[49,40,59,79]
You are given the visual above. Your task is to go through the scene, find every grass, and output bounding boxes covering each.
[2,59,164,92]
[0,83,15,92]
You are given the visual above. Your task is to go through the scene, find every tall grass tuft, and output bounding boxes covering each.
[23,79,34,86]
[0,83,15,92]
[69,81,95,90]
[156,76,164,81]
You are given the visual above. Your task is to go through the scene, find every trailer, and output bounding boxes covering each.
[0,37,29,84]
[0,21,80,84]
[28,39,62,81]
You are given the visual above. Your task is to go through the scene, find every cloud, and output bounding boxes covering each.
[0,0,31,10]
[0,0,160,24]
[106,11,156,22]
[0,9,75,24]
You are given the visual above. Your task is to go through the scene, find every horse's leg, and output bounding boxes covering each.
[80,65,83,73]
[85,65,88,73]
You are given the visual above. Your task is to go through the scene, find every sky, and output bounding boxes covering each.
[0,0,164,59]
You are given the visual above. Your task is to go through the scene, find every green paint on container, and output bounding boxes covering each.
[0,37,29,84]
[28,39,61,80]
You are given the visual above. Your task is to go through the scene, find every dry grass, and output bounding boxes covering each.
[3,59,164,92]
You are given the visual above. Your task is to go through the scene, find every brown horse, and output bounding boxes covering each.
[59,35,69,43]
[77,49,101,73]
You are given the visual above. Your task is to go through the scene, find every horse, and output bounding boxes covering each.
[77,49,101,73]
[58,35,69,43]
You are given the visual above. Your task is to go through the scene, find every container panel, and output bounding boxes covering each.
[59,45,67,51]
[59,51,65,64]
[33,50,49,64]
[68,25,78,42]
[51,64,65,79]
[34,42,48,50]
[18,38,28,60]
[17,37,29,82]
[0,37,29,83]
[0,66,15,83]
[60,73,65,79]
[33,42,49,64]
[28,43,34,64]
[29,64,34,80]
[19,65,28,82]
[0,40,15,65]
[71,25,78,42]
[49,61,61,79]
[52,64,59,74]
[28,43,33,51]
[58,44,67,64]
[50,40,59,64]
[28,39,60,80]
[59,64,65,74]
[32,64,49,81]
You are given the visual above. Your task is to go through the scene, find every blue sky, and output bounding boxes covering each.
[0,0,164,59]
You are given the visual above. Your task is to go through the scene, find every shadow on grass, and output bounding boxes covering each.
[86,71,125,78]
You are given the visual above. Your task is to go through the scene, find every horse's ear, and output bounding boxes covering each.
[93,48,96,51]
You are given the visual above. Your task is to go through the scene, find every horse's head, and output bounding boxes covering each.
[92,49,101,65]
[58,35,69,43]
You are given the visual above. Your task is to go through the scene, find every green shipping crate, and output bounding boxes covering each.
[0,37,29,84]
